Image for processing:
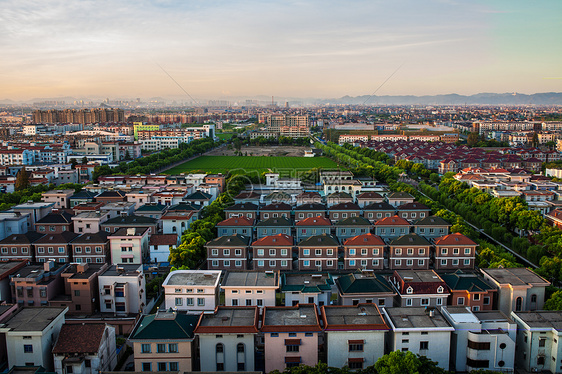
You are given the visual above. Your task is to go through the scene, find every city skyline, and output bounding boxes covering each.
[2,0,561,101]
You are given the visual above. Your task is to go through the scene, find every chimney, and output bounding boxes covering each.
[127,228,136,236]
[43,260,54,271]
[77,263,89,273]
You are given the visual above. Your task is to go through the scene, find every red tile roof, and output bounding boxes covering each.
[343,233,385,246]
[149,234,179,246]
[434,232,477,246]
[252,234,293,247]
[373,215,410,226]
[216,216,255,226]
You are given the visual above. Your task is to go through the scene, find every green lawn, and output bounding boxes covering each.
[163,155,341,175]
[216,133,235,140]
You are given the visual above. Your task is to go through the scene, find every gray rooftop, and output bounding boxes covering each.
[199,308,256,328]
[264,305,318,326]
[2,307,66,332]
[513,311,562,331]
[396,270,443,283]
[481,268,550,286]
[284,273,330,287]
[323,304,386,327]
[385,307,453,330]
[222,272,278,288]
[164,270,221,286]
[100,264,142,277]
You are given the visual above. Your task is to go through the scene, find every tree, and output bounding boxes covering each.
[124,150,131,160]
[15,167,30,191]
[81,156,88,165]
[375,351,446,374]
[70,158,78,169]
[545,290,562,310]
[467,132,479,146]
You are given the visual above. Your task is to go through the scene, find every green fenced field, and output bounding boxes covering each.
[163,156,341,175]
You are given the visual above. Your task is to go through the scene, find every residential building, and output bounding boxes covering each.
[34,231,79,263]
[0,261,29,302]
[98,264,146,316]
[109,227,149,265]
[373,215,411,240]
[41,189,74,209]
[262,305,322,372]
[217,216,255,238]
[0,232,44,261]
[130,309,199,373]
[356,192,384,208]
[383,307,454,371]
[94,190,126,204]
[511,310,562,373]
[52,323,117,374]
[294,203,326,222]
[71,211,110,235]
[335,272,396,308]
[11,201,54,230]
[297,234,339,271]
[334,216,372,240]
[0,212,30,241]
[255,217,292,239]
[280,272,334,307]
[328,202,361,223]
[49,263,109,315]
[206,234,251,270]
[322,304,389,370]
[134,203,168,222]
[162,270,221,314]
[386,192,415,207]
[295,192,322,205]
[441,307,516,373]
[389,233,431,270]
[434,232,478,270]
[225,203,259,220]
[413,216,451,238]
[325,192,354,208]
[0,307,67,371]
[35,211,74,234]
[396,202,431,222]
[259,203,292,220]
[342,233,385,270]
[251,234,293,271]
[100,215,158,236]
[390,270,449,308]
[362,202,396,223]
[71,232,110,264]
[10,261,67,306]
[480,267,550,316]
[161,211,196,236]
[98,202,136,219]
[440,270,497,311]
[295,216,332,242]
[149,234,179,264]
[222,271,279,307]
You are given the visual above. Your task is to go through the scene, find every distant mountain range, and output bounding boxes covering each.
[1,92,561,106]
[319,92,562,106]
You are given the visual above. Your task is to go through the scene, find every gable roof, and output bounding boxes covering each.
[390,233,431,246]
[52,324,107,354]
[334,216,372,226]
[295,216,332,226]
[217,216,255,227]
[330,202,360,211]
[252,234,293,247]
[262,202,292,211]
[185,191,212,200]
[103,215,157,225]
[294,203,326,211]
[387,192,414,200]
[0,231,45,245]
[440,271,495,293]
[149,234,179,246]
[357,192,383,199]
[343,233,385,246]
[363,202,395,211]
[434,232,477,246]
[34,231,79,244]
[72,232,109,244]
[414,215,451,226]
[255,217,292,227]
[36,211,74,224]
[396,202,430,211]
[374,215,410,226]
[135,203,168,213]
[207,234,251,247]
[225,202,259,211]
[297,234,339,247]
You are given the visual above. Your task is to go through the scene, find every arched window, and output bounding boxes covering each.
[216,343,224,353]
[515,297,523,312]
[237,343,245,353]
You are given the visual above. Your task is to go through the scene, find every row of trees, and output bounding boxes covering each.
[0,182,83,211]
[246,136,311,147]
[168,174,251,269]
[93,138,221,180]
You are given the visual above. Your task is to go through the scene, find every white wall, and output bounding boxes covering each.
[199,333,255,372]
[326,330,385,369]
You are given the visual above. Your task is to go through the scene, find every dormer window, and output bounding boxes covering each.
[406,286,413,294]
[437,286,444,294]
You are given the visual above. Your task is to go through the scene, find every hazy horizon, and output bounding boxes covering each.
[2,0,561,101]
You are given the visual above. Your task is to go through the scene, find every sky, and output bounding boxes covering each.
[1,0,561,101]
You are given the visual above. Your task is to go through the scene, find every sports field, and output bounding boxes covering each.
[163,155,341,175]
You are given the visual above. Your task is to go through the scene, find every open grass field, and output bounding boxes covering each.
[163,155,341,175]
[216,133,235,140]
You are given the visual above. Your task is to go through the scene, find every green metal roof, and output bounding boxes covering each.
[280,272,334,293]
[336,273,394,295]
[440,271,495,292]
[390,233,431,246]
[131,312,199,340]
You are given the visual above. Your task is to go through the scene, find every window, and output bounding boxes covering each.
[474,294,480,301]
[168,343,178,353]
[315,249,322,256]
[464,259,470,265]
[216,363,224,371]
[465,248,471,254]
[303,249,310,256]
[281,249,288,256]
[418,259,424,266]
[407,248,413,255]
[406,298,412,306]
[436,298,443,306]
[141,344,151,353]
[539,338,546,347]
[468,341,491,350]
[516,297,523,312]
[224,260,230,267]
[452,259,459,266]
[349,260,356,266]
[157,363,166,371]
[349,342,364,351]
[157,343,166,353]
[197,298,205,306]
[406,259,413,266]
[395,248,402,255]
[235,249,242,256]
[303,260,310,267]
[457,297,465,305]
[24,344,33,353]
[169,362,178,371]
[175,298,182,306]
[420,341,429,350]
[223,249,230,256]
[327,249,333,256]
[186,298,194,306]
[483,296,490,305]
[281,260,288,267]
[395,260,401,266]
[212,249,218,256]
[349,248,356,256]
[286,345,299,352]
[421,298,429,306]
[419,248,425,255]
